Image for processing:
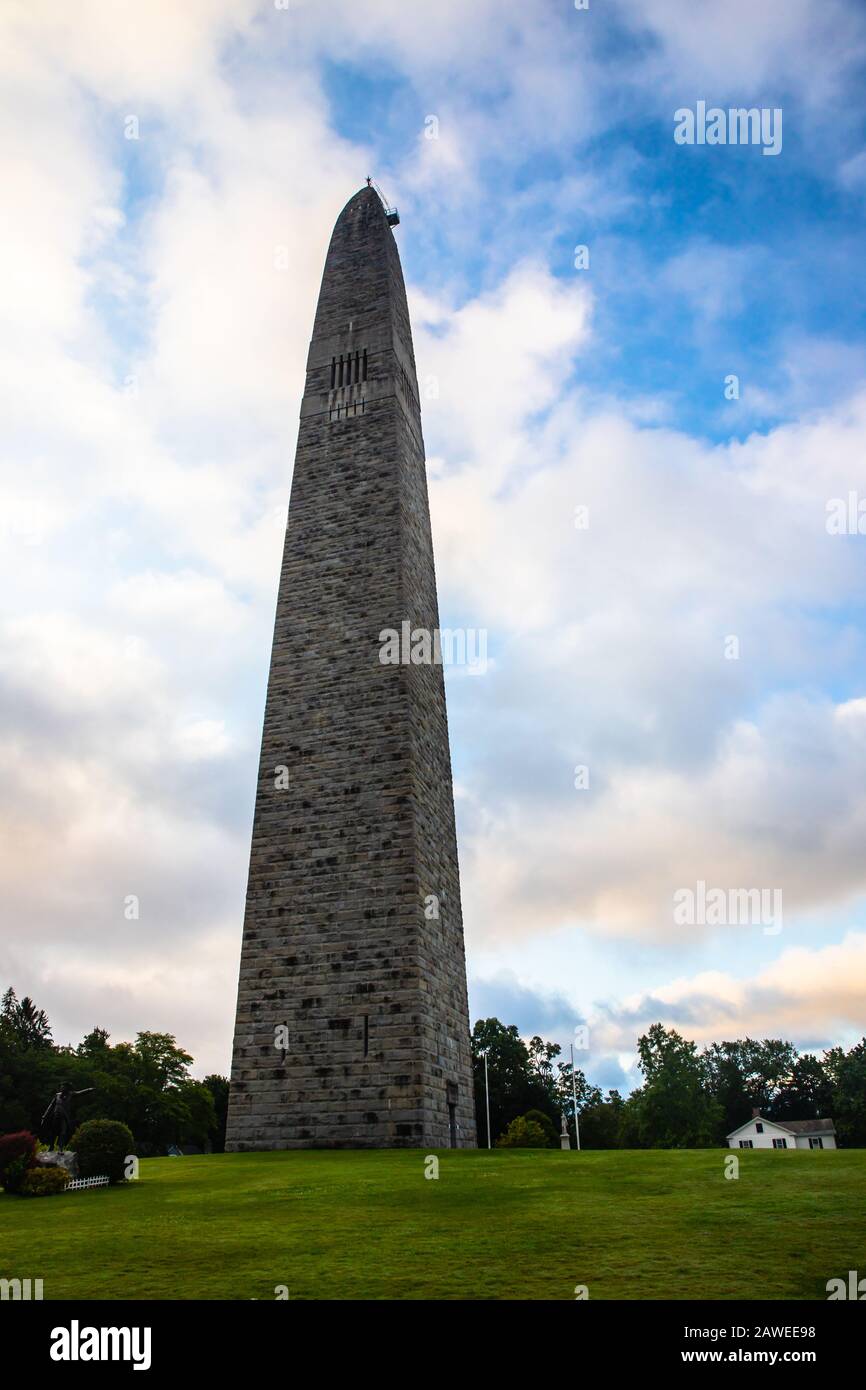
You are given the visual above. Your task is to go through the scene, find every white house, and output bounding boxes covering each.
[726,1111,837,1150]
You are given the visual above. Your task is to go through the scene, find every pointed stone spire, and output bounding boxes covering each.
[225,188,476,1150]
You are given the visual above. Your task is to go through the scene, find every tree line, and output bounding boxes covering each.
[4,985,863,1152]
[0,988,228,1153]
[472,1018,866,1148]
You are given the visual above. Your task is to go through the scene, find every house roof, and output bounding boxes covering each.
[777,1118,836,1135]
[726,1113,836,1138]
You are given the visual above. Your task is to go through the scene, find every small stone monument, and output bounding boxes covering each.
[36,1149,79,1178]
[560,1113,572,1150]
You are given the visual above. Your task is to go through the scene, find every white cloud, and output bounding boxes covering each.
[630,0,866,111]
[416,260,591,485]
[593,932,866,1051]
[659,242,756,326]
[1,0,864,1080]
[416,271,866,947]
[839,149,866,191]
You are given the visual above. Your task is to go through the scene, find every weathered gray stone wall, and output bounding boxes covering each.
[225,187,477,1149]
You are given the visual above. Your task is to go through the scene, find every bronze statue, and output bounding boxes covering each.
[41,1083,93,1150]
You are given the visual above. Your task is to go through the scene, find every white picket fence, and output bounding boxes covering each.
[64,1175,110,1192]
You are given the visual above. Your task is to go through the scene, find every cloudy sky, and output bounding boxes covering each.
[2,0,866,1090]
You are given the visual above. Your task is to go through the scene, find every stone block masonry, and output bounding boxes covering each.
[225,186,477,1149]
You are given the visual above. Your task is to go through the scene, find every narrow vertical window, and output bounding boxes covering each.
[362,349,368,381]
[330,357,336,389]
[363,1015,369,1056]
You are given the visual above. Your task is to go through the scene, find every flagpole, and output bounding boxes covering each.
[570,1042,581,1151]
[484,1051,491,1149]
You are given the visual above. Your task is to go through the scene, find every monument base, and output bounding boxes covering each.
[36,1149,79,1178]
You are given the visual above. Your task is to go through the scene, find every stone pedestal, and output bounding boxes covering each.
[36,1149,79,1178]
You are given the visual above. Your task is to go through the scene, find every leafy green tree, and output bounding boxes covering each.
[772,1053,833,1121]
[617,1090,645,1148]
[0,989,218,1154]
[556,1061,600,1123]
[702,1038,798,1130]
[134,1032,194,1090]
[1,988,52,1049]
[0,990,67,1131]
[527,1036,561,1090]
[632,1024,724,1147]
[701,1041,755,1134]
[496,1114,550,1148]
[742,1038,798,1115]
[77,1027,110,1058]
[175,1081,217,1151]
[522,1108,558,1147]
[104,1033,212,1153]
[203,1074,229,1152]
[472,1018,561,1143]
[579,1090,625,1148]
[824,1039,866,1146]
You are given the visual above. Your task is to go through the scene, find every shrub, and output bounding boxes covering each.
[0,1131,38,1191]
[69,1119,134,1185]
[2,1155,34,1194]
[523,1109,558,1147]
[496,1115,551,1148]
[20,1165,69,1197]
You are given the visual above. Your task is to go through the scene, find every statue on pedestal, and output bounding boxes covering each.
[41,1083,94,1151]
[560,1113,572,1150]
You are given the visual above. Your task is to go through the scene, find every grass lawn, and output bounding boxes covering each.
[1,1147,862,1300]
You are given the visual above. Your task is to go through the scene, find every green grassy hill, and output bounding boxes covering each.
[2,1148,862,1300]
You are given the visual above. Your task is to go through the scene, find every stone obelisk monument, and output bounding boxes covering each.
[225,185,477,1149]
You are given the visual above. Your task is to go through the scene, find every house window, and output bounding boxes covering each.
[772,1138,787,1149]
[809,1137,824,1149]
[755,1122,763,1133]
[739,1140,753,1149]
